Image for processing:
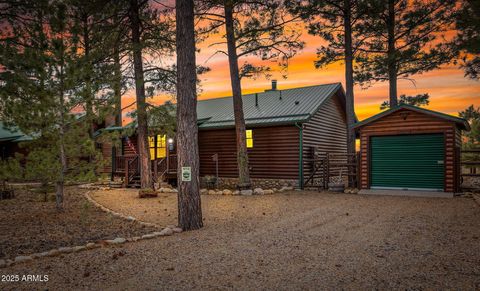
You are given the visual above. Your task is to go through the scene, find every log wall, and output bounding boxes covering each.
[357,108,461,192]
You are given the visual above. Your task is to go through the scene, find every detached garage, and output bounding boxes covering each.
[355,104,470,195]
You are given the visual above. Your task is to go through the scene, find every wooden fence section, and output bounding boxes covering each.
[460,149,480,191]
[303,148,359,190]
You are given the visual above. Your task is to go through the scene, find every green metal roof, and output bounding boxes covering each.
[196,83,345,129]
[0,122,34,142]
[354,104,470,131]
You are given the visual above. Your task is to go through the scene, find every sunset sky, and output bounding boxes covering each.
[122,22,480,123]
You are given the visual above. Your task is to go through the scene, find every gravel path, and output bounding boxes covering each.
[2,190,480,290]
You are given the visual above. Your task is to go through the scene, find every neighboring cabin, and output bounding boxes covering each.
[109,82,349,189]
[0,122,32,160]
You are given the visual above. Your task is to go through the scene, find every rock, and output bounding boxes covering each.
[107,237,126,244]
[129,236,141,242]
[14,256,33,263]
[37,251,50,258]
[240,189,253,195]
[172,227,183,233]
[0,259,5,268]
[73,246,86,252]
[126,216,136,221]
[233,190,240,195]
[160,182,171,188]
[216,190,223,195]
[58,247,74,253]
[142,234,156,239]
[223,189,233,195]
[159,227,174,236]
[47,249,60,256]
[200,189,208,195]
[208,190,216,195]
[253,188,264,195]
[139,189,158,198]
[85,243,97,249]
[162,188,172,193]
[264,190,274,195]
[153,182,160,190]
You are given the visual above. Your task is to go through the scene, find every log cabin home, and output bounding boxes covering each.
[106,81,350,189]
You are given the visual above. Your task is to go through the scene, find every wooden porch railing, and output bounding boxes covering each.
[113,154,178,186]
[124,156,139,187]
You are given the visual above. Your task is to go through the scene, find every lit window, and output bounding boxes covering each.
[156,135,166,158]
[246,129,253,148]
[148,136,155,160]
[148,135,167,160]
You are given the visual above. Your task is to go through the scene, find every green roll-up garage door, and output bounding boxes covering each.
[370,134,444,191]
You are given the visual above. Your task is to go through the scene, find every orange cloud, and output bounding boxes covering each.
[127,20,480,124]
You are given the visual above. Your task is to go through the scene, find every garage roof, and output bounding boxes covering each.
[354,104,470,131]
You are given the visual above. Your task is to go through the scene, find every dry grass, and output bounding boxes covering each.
[0,187,157,260]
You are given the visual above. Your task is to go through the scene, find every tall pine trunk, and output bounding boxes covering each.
[344,0,356,187]
[113,44,122,126]
[224,2,251,189]
[176,0,203,230]
[83,15,95,138]
[56,60,66,211]
[128,0,152,189]
[387,0,398,107]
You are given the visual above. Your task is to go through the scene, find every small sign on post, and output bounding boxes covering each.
[181,167,191,182]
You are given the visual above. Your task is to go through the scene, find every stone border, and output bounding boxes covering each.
[0,189,182,269]
[473,194,480,207]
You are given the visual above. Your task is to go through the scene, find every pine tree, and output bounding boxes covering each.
[197,0,304,189]
[124,0,175,189]
[176,0,203,230]
[356,0,457,107]
[460,105,480,147]
[454,0,480,79]
[380,93,429,110]
[287,0,368,187]
[0,0,98,210]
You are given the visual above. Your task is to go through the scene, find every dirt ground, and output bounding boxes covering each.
[2,190,480,290]
[0,187,157,260]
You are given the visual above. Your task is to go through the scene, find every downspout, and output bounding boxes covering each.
[111,146,116,181]
[295,122,304,189]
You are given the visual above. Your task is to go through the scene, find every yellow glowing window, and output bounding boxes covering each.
[156,135,166,158]
[148,135,167,160]
[148,136,156,160]
[246,130,253,148]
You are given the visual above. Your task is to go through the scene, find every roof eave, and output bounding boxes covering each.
[353,104,470,131]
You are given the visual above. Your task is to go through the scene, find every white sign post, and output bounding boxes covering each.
[181,167,191,182]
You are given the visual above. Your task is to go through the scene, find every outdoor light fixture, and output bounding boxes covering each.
[168,138,174,151]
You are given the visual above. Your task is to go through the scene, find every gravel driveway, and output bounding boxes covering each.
[2,190,480,290]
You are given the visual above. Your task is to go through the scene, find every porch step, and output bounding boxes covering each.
[127,175,141,188]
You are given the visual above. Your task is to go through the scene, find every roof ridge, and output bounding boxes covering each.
[354,104,470,131]
[197,82,341,102]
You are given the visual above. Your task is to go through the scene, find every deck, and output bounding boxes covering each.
[112,155,177,187]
